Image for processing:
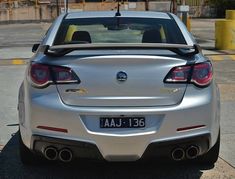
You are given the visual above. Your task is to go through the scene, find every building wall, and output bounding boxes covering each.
[0,2,146,22]
[0,5,58,21]
[0,1,216,23]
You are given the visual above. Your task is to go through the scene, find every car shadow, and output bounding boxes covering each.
[0,131,214,178]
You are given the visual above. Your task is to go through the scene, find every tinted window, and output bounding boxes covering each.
[54,17,186,45]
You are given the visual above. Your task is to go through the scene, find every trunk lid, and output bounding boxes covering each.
[56,55,188,107]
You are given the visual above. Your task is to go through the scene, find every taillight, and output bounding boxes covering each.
[164,66,191,83]
[30,64,52,87]
[164,62,213,87]
[51,66,79,83]
[191,62,212,86]
[29,63,80,88]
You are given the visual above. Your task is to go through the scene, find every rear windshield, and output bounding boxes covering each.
[54,17,186,45]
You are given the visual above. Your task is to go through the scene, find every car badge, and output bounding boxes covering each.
[65,88,88,95]
[160,88,180,94]
[116,71,128,82]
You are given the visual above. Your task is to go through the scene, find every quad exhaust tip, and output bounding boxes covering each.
[171,147,185,161]
[44,146,58,161]
[58,148,73,162]
[186,145,200,159]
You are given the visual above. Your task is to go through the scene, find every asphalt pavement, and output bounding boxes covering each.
[0,19,235,178]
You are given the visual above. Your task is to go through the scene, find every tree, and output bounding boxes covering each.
[199,0,206,17]
[209,0,235,17]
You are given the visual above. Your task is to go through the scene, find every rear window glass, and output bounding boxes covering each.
[54,17,186,45]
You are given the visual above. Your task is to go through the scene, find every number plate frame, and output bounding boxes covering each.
[100,117,145,128]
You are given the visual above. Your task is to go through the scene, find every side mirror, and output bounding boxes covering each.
[32,43,40,53]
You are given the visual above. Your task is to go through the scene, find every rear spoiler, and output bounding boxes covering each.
[40,43,201,57]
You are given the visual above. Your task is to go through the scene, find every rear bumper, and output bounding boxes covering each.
[32,135,104,160]
[19,81,220,161]
[31,133,210,161]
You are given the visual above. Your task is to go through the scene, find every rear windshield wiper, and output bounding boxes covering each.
[41,43,201,57]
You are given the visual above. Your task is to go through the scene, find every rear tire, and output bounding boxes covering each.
[197,131,220,165]
[19,132,44,165]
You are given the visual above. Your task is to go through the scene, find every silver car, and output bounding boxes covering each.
[18,11,220,165]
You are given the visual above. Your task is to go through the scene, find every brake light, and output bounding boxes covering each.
[51,66,79,83]
[29,63,80,88]
[164,62,213,87]
[191,62,212,86]
[164,66,191,83]
[30,64,52,87]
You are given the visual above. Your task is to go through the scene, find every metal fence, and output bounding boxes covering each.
[185,0,201,6]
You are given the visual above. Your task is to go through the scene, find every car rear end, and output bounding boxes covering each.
[18,11,220,164]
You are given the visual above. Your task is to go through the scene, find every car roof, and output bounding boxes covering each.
[65,11,171,20]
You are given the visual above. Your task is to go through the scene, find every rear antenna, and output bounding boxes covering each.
[115,0,121,16]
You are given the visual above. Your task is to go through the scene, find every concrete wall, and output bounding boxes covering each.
[0,2,146,23]
[149,1,171,12]
[0,2,217,23]
[0,5,57,23]
[71,2,146,11]
[189,5,217,18]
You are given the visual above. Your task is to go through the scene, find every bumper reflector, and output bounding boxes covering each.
[177,125,206,132]
[37,126,68,133]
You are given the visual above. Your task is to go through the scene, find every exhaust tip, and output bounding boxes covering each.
[59,148,73,162]
[171,147,185,161]
[44,146,58,161]
[186,145,200,159]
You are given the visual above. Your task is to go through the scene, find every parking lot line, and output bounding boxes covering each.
[209,55,224,61]
[229,55,235,61]
[12,59,25,65]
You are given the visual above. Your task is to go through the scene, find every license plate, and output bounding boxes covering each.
[100,117,145,128]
